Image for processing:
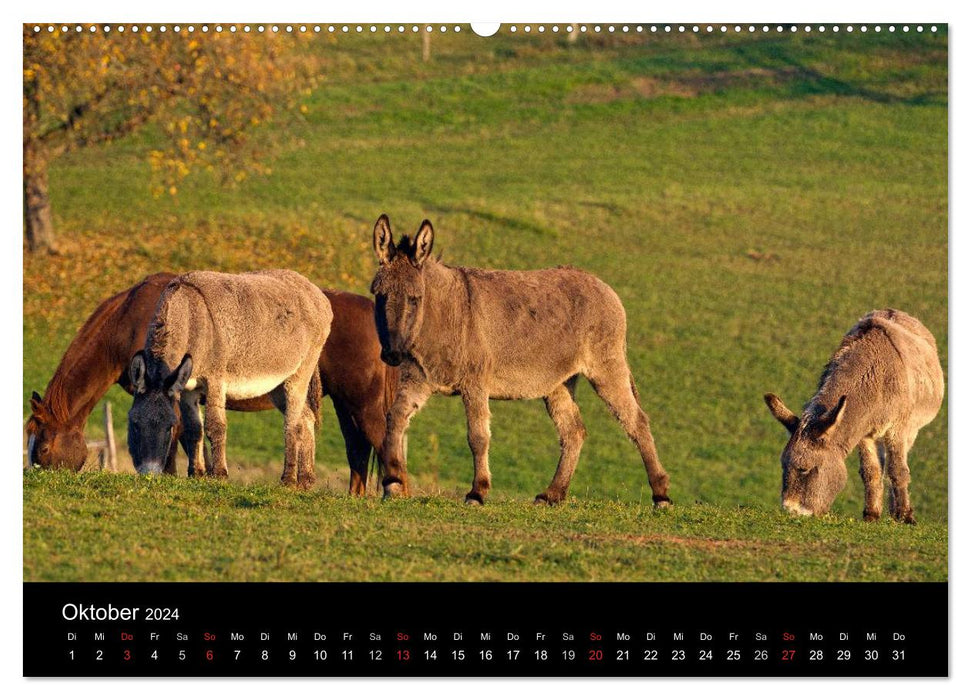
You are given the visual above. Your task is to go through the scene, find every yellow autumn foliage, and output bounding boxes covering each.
[23,23,318,250]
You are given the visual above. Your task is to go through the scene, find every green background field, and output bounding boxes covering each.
[23,29,948,581]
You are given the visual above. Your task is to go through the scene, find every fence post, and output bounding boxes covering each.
[103,401,117,472]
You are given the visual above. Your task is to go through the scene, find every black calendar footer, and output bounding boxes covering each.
[23,581,947,677]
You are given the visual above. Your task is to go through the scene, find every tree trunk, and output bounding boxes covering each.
[23,139,56,253]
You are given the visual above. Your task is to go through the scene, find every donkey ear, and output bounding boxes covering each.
[129,352,148,395]
[818,395,847,436]
[764,393,799,434]
[30,391,45,415]
[412,219,434,267]
[373,214,396,265]
[165,354,193,396]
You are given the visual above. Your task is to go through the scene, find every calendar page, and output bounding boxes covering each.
[21,20,948,678]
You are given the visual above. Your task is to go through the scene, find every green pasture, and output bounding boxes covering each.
[23,470,947,581]
[23,29,948,581]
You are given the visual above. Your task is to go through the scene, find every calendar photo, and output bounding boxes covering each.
[23,23,946,597]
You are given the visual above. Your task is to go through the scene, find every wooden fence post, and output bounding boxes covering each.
[103,401,117,472]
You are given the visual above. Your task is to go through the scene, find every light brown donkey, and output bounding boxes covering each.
[127,270,332,487]
[370,215,671,506]
[764,309,944,523]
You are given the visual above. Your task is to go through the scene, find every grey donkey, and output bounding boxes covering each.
[369,214,671,507]
[127,269,332,487]
[764,309,943,523]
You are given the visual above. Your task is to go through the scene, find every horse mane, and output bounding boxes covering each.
[41,287,132,425]
[40,273,175,426]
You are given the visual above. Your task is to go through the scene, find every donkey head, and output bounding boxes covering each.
[764,393,849,516]
[127,351,192,474]
[370,214,435,367]
[25,391,88,471]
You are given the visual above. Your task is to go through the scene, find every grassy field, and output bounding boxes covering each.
[23,29,948,581]
[23,470,947,581]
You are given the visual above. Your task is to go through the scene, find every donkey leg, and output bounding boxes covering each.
[382,380,431,499]
[179,391,208,477]
[296,403,317,489]
[277,385,313,489]
[333,399,371,496]
[269,386,298,486]
[588,362,670,507]
[273,354,321,488]
[858,438,883,521]
[886,436,917,525]
[462,389,492,505]
[204,388,229,479]
[535,379,586,506]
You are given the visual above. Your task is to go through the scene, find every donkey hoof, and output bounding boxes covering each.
[212,468,229,480]
[533,493,560,506]
[464,492,484,506]
[863,509,881,522]
[652,496,672,509]
[383,481,405,500]
[891,507,916,525]
[297,475,317,490]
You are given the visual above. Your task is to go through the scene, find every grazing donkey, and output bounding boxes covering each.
[127,270,332,487]
[25,273,396,493]
[369,215,672,507]
[764,309,943,524]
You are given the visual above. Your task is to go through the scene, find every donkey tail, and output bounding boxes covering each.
[307,365,323,428]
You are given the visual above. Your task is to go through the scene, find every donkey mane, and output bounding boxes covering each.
[394,234,445,263]
[816,313,904,397]
[147,282,179,361]
[146,279,212,365]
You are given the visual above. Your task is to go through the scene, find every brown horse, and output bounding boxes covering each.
[25,273,397,494]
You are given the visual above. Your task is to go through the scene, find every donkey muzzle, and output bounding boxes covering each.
[782,499,814,517]
[135,460,165,475]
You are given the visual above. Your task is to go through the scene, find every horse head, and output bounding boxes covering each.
[25,391,88,471]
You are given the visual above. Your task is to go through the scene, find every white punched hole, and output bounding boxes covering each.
[31,22,946,37]
[471,22,500,37]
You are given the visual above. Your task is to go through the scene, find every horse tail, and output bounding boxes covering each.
[372,364,399,485]
[368,446,380,494]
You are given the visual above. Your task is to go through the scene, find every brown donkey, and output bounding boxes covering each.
[26,273,396,494]
[127,270,331,486]
[370,215,672,506]
[764,309,944,523]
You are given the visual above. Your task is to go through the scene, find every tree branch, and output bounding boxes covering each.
[71,106,159,151]
[38,89,110,143]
